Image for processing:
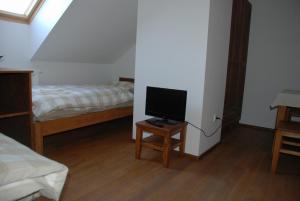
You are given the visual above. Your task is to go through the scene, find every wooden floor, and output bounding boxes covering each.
[39,118,300,201]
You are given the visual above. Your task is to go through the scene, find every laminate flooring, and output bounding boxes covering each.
[38,118,300,201]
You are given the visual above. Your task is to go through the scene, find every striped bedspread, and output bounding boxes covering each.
[32,82,134,121]
[0,133,68,201]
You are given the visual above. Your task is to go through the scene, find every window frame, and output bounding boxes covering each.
[0,0,45,24]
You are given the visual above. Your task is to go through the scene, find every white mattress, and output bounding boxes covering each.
[0,133,68,201]
[32,82,134,121]
[34,101,133,121]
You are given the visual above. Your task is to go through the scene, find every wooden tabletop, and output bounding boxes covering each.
[0,67,33,73]
[136,120,187,133]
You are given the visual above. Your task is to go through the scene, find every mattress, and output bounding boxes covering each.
[0,133,68,201]
[32,82,134,121]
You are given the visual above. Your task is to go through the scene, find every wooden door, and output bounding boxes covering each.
[223,0,252,129]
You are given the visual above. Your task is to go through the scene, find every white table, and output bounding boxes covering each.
[272,90,300,128]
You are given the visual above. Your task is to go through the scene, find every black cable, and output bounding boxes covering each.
[186,117,223,138]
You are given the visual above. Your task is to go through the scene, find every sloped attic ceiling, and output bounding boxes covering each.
[32,0,138,63]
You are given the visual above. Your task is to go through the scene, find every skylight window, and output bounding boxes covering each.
[0,0,43,23]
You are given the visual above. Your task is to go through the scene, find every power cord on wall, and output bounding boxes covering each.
[186,117,223,138]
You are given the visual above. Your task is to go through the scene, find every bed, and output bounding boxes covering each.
[31,78,134,154]
[0,133,68,201]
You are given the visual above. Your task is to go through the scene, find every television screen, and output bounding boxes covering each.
[145,86,187,122]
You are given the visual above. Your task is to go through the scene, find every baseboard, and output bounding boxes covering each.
[183,152,199,160]
[198,142,220,160]
[238,123,274,132]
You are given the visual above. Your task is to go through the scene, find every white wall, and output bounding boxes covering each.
[32,0,138,64]
[0,21,31,68]
[111,46,136,81]
[0,19,115,86]
[240,0,300,128]
[0,0,73,68]
[134,0,211,156]
[0,0,124,86]
[30,0,73,58]
[32,61,112,85]
[200,0,232,155]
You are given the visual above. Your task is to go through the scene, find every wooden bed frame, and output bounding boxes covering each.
[31,77,134,154]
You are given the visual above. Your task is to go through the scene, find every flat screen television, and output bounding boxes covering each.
[145,86,187,124]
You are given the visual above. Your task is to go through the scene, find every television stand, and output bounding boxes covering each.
[135,120,187,167]
[146,118,179,127]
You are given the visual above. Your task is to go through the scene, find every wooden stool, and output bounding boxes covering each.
[135,120,187,167]
[271,121,300,173]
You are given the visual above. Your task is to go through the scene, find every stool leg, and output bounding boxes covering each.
[271,130,282,174]
[163,135,171,168]
[179,126,187,156]
[135,127,143,159]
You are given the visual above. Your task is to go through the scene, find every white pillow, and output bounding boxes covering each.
[113,81,134,93]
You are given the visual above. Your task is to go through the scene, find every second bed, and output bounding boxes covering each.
[31,78,134,154]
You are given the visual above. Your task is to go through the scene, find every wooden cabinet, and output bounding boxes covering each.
[0,68,33,147]
[223,0,252,130]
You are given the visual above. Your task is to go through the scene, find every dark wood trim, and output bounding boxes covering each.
[184,152,200,160]
[198,142,221,159]
[119,77,134,83]
[239,123,274,132]
[0,112,30,119]
[0,68,33,73]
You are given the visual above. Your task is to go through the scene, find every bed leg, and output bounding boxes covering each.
[33,123,44,154]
